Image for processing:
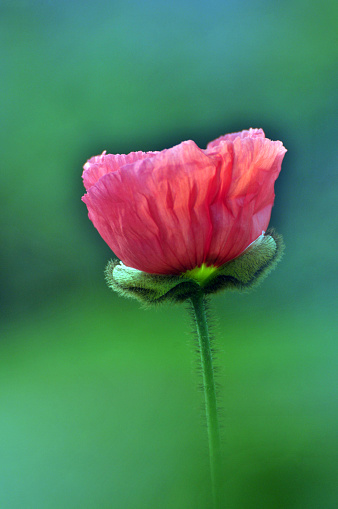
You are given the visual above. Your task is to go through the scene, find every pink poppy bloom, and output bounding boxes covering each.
[82,128,286,275]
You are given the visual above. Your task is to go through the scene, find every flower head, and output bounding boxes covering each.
[82,128,286,279]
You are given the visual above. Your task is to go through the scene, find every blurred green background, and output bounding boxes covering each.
[1,1,337,508]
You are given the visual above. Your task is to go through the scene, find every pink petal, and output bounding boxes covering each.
[82,129,287,274]
[83,141,221,273]
[207,128,265,150]
[206,135,286,265]
[82,150,160,191]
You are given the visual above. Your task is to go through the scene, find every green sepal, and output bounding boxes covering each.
[105,230,284,306]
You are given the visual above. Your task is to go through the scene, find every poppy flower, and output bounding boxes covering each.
[82,128,286,280]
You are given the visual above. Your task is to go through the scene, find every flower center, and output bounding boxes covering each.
[184,263,218,285]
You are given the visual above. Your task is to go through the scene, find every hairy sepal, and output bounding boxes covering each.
[105,230,284,306]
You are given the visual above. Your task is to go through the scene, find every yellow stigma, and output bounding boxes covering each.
[184,263,218,285]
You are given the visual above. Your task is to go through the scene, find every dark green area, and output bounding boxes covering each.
[1,1,336,507]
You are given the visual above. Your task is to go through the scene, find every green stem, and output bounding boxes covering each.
[190,292,222,509]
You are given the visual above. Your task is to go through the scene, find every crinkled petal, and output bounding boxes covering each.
[204,133,286,265]
[82,129,286,274]
[83,141,220,273]
[82,150,160,190]
[206,128,265,150]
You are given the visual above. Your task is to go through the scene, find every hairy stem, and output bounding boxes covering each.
[190,292,222,508]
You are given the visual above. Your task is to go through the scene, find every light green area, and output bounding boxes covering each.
[184,264,218,284]
[0,290,336,509]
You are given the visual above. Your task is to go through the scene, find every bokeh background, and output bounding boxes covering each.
[1,1,337,508]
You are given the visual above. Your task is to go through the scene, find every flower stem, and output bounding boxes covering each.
[190,292,222,508]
